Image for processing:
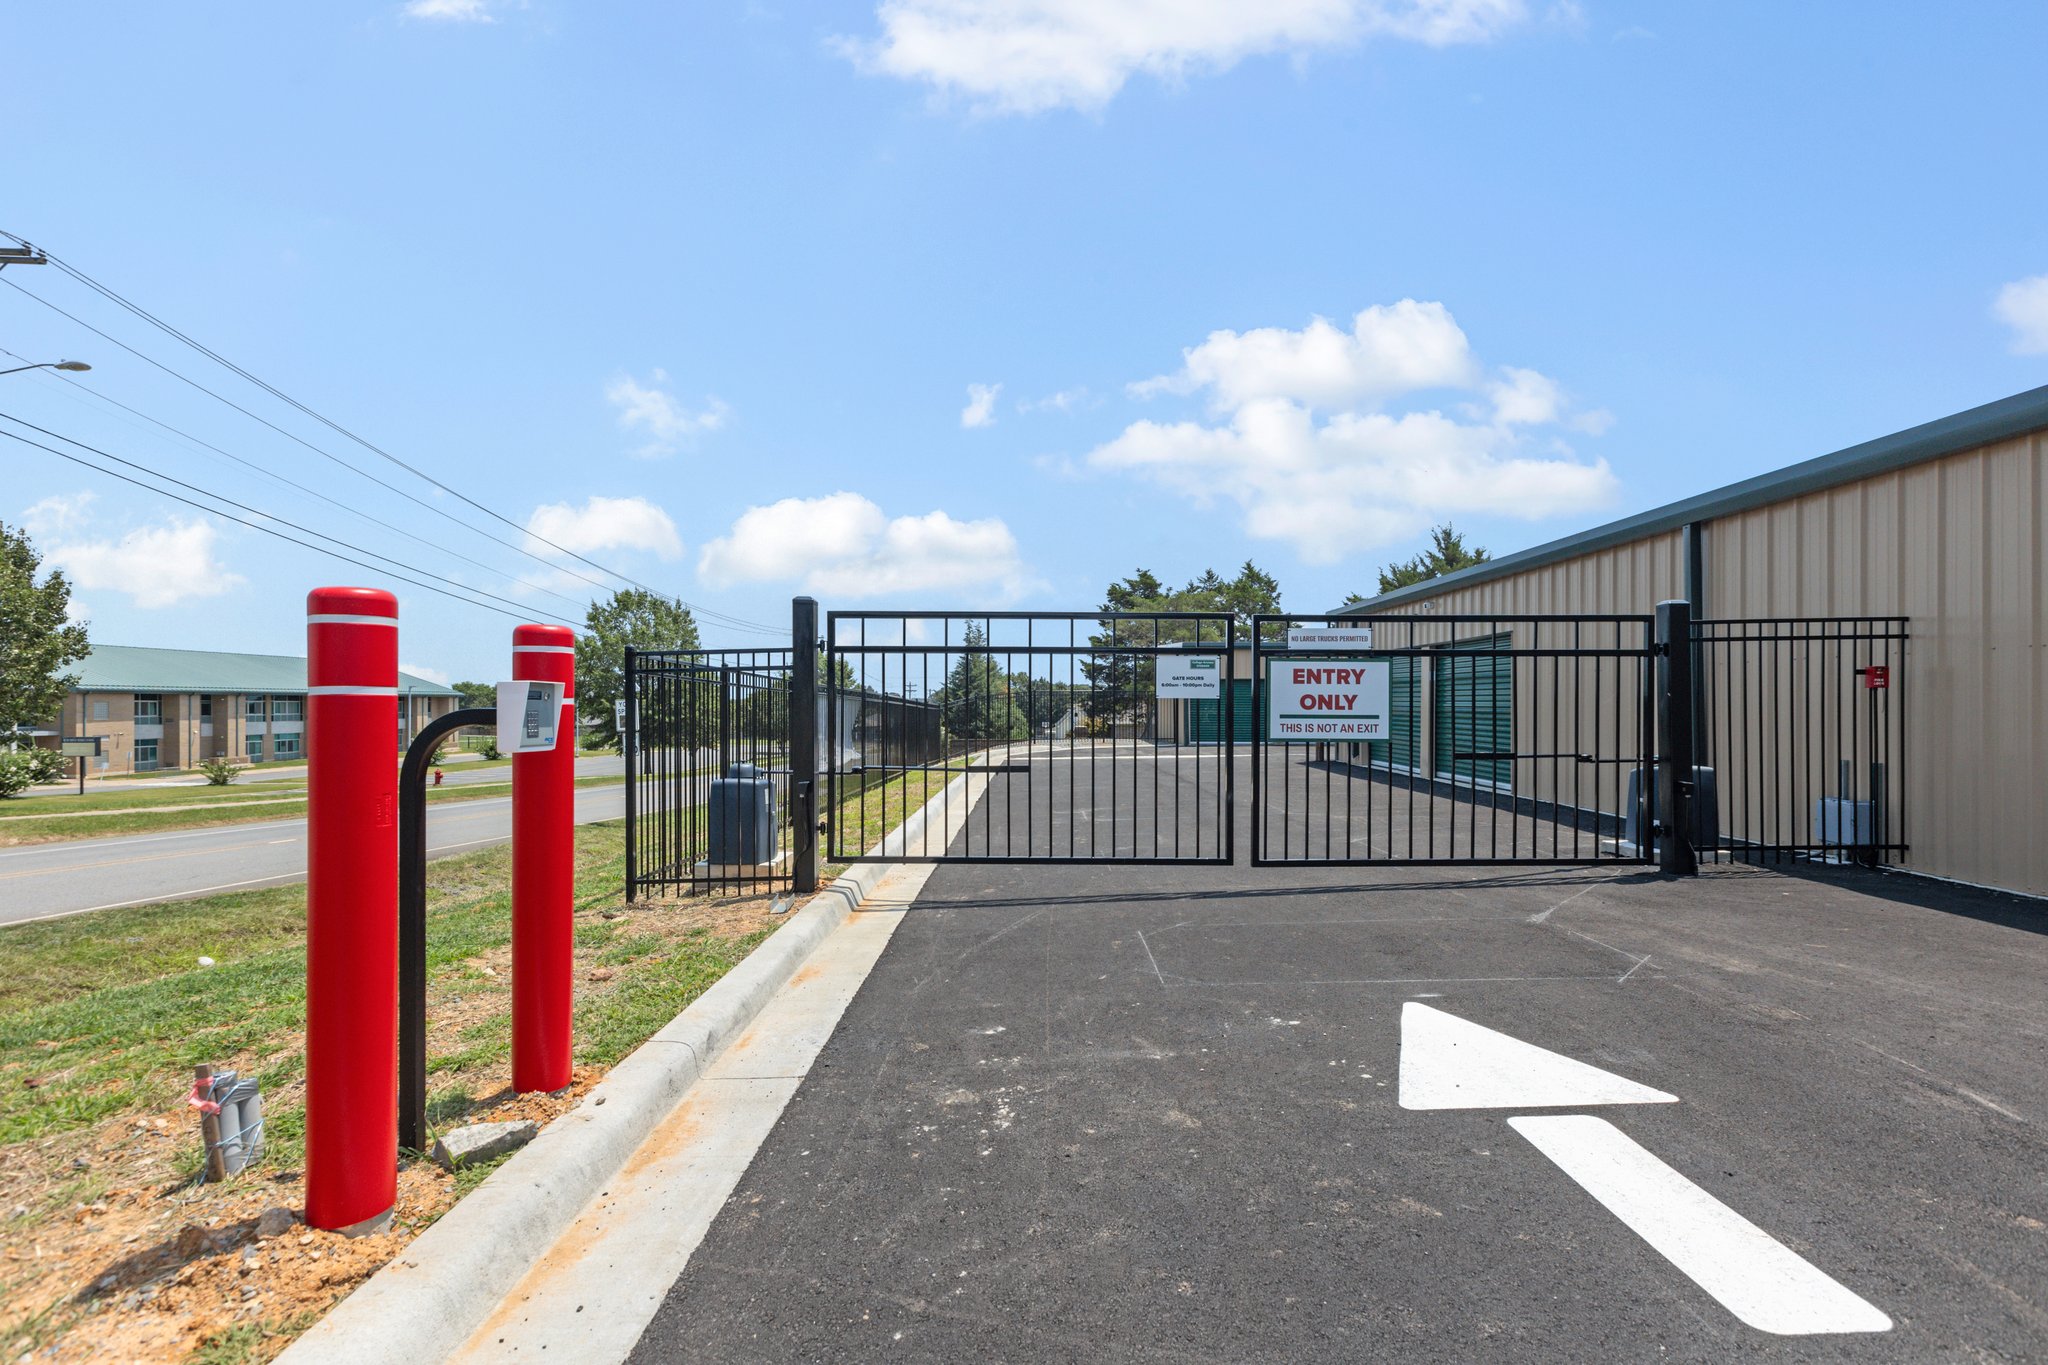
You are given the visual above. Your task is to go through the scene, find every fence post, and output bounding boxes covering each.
[791,596,820,893]
[304,586,399,1234]
[512,624,577,1094]
[1654,598,1699,877]
[624,646,638,904]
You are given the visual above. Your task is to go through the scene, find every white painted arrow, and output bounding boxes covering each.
[1510,1115,1892,1335]
[1397,1002,1677,1110]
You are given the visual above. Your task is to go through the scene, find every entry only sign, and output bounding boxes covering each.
[1156,654,1223,699]
[1266,658,1391,742]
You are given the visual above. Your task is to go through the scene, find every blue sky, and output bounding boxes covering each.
[5,1,2046,684]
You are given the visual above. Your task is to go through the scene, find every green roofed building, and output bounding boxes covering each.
[40,644,460,775]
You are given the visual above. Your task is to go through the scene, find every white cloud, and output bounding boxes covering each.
[698,492,1032,599]
[1487,365,1563,425]
[20,491,96,537]
[1089,300,1617,563]
[837,0,1530,115]
[402,0,495,20]
[1131,300,1478,410]
[1994,274,2048,355]
[400,661,452,687]
[525,495,683,562]
[1019,385,1093,414]
[48,519,243,609]
[960,382,1003,428]
[605,369,730,458]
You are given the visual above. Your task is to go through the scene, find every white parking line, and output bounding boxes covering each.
[1509,1115,1891,1335]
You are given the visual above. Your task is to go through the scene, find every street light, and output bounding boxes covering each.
[0,360,91,376]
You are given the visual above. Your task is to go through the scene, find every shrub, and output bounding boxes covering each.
[199,759,242,786]
[480,741,503,761]
[0,752,32,799]
[25,747,68,784]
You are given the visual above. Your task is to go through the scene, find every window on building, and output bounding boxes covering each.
[247,696,268,723]
[91,699,109,721]
[271,696,305,722]
[247,734,265,759]
[200,697,213,719]
[134,694,162,723]
[134,741,160,772]
[270,733,301,759]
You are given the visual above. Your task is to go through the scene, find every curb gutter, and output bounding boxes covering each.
[278,856,897,1365]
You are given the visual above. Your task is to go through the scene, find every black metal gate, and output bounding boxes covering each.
[1691,616,1908,866]
[622,598,1909,888]
[824,611,1236,863]
[1250,613,1660,866]
[625,645,804,897]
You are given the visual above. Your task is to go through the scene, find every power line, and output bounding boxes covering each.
[0,413,581,628]
[1,231,785,637]
[0,345,593,616]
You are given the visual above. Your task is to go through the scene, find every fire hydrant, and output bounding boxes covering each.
[432,768,444,787]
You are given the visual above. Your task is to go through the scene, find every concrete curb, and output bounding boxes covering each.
[278,857,898,1365]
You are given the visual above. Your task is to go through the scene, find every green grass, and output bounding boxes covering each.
[0,819,746,1164]
[0,775,624,845]
[0,784,308,816]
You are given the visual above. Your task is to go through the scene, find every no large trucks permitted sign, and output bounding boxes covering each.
[1266,659,1392,742]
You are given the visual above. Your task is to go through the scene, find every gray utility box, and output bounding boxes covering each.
[1815,797,1875,850]
[1623,766,1720,853]
[708,762,779,866]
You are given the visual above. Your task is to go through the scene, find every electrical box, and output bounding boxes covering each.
[496,680,564,754]
[708,762,779,867]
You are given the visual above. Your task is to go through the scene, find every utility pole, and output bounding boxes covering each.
[0,245,50,269]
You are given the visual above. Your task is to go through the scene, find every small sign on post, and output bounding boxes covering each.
[1156,656,1223,699]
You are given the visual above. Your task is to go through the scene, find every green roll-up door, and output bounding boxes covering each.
[1366,655,1420,769]
[1188,678,1253,744]
[1433,636,1512,787]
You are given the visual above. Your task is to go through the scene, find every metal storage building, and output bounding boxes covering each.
[1328,384,2048,900]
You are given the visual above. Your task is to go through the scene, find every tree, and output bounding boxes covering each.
[1370,523,1490,597]
[1081,562,1281,721]
[936,624,1027,746]
[576,589,700,745]
[452,680,496,711]
[0,522,89,742]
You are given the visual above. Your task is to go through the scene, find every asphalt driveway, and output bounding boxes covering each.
[629,761,2047,1362]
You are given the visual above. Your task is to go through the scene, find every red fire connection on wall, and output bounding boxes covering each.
[304,586,400,1233]
[512,623,576,1093]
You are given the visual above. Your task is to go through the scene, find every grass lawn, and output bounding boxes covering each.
[0,819,772,1360]
[0,775,625,847]
[0,765,951,1361]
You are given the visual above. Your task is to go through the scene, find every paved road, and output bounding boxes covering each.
[629,753,2048,1362]
[25,754,624,795]
[0,785,625,926]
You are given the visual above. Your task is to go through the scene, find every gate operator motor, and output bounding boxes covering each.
[708,762,779,867]
[496,680,565,753]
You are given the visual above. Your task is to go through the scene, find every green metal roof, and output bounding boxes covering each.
[68,644,459,697]
[1329,382,2048,615]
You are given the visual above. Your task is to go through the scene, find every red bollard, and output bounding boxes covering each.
[512,624,576,1092]
[304,587,399,1233]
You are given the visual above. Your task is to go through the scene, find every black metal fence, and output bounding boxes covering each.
[1251,614,1658,866]
[827,686,945,774]
[625,646,798,897]
[825,611,1237,863]
[1691,617,1908,866]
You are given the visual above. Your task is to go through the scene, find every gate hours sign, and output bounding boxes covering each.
[1156,655,1223,699]
[1267,659,1391,742]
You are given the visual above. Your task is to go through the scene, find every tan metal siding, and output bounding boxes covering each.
[1360,429,2047,896]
